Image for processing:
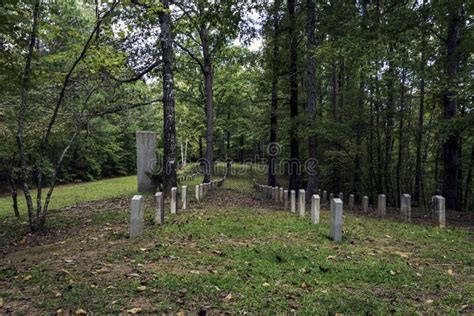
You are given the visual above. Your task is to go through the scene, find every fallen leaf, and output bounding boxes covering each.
[300,282,308,289]
[75,308,87,315]
[223,293,233,302]
[55,292,62,297]
[447,269,453,275]
[137,286,147,291]
[425,299,434,304]
[389,270,396,275]
[416,272,422,277]
[262,282,270,287]
[0,298,3,307]
[64,259,74,263]
[127,307,142,314]
[23,275,32,281]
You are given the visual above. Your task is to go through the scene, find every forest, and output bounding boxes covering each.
[1,0,472,229]
[0,0,473,313]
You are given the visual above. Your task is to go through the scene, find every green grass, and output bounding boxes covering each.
[0,173,472,314]
[0,161,208,218]
[0,176,138,217]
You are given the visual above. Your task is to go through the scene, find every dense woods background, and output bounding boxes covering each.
[0,0,472,230]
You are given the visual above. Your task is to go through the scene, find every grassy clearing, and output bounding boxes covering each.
[0,176,138,218]
[0,175,472,314]
[0,162,206,218]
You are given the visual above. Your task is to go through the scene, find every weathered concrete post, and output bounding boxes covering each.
[130,195,144,238]
[284,190,289,210]
[199,184,204,200]
[136,131,156,193]
[401,194,411,222]
[330,198,343,242]
[279,187,284,203]
[323,190,327,203]
[298,189,306,218]
[154,192,164,225]
[349,194,354,211]
[362,196,369,212]
[311,194,320,224]
[378,194,386,217]
[182,185,187,210]
[338,192,343,201]
[274,187,279,203]
[170,187,177,214]
[432,195,446,228]
[195,185,200,201]
[329,193,334,201]
[290,190,296,213]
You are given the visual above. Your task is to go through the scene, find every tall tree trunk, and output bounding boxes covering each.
[16,0,40,230]
[442,3,462,210]
[199,137,203,159]
[384,54,395,203]
[306,0,318,196]
[463,145,473,210]
[159,0,177,194]
[200,26,214,183]
[368,80,376,200]
[268,0,280,187]
[9,176,20,218]
[331,59,338,122]
[414,32,426,204]
[226,110,231,159]
[239,134,244,163]
[396,69,407,203]
[288,0,301,191]
[353,71,364,195]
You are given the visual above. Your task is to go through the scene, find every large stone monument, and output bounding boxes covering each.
[136,131,156,193]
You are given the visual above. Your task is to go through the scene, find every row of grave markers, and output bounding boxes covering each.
[254,183,447,242]
[129,177,226,238]
[177,172,200,185]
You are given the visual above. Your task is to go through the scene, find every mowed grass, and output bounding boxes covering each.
[0,175,473,314]
[0,176,138,217]
[0,162,206,218]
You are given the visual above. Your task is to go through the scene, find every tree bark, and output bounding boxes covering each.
[239,134,244,163]
[200,26,214,183]
[268,0,280,187]
[396,69,407,203]
[353,71,365,196]
[414,40,425,203]
[159,0,177,194]
[288,0,301,191]
[442,3,462,210]
[16,0,40,230]
[306,0,318,196]
[9,176,20,218]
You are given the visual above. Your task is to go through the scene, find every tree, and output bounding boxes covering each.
[306,0,318,196]
[442,1,463,210]
[287,0,301,191]
[159,0,177,194]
